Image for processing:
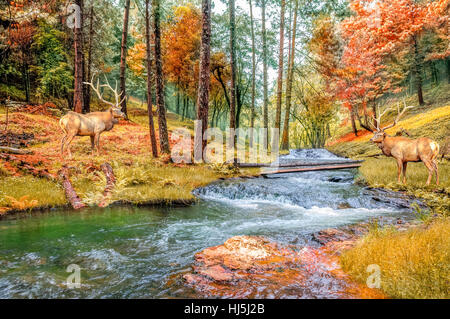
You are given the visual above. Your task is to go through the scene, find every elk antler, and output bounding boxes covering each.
[100,75,127,108]
[371,103,393,131]
[371,99,415,131]
[83,73,126,108]
[381,100,415,131]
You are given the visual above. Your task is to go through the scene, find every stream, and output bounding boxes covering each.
[0,149,415,298]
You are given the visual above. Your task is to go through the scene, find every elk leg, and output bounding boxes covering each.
[396,159,403,183]
[60,134,67,155]
[90,136,95,154]
[402,162,408,184]
[433,160,439,185]
[95,133,101,155]
[423,161,434,185]
[65,134,76,159]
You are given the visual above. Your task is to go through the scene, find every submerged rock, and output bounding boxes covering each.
[182,235,385,299]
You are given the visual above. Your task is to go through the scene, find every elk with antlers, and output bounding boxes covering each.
[60,75,126,158]
[369,102,440,185]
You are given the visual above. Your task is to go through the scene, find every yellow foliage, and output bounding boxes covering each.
[4,195,38,210]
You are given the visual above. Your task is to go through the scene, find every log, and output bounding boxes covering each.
[261,163,362,175]
[98,163,116,208]
[0,146,34,155]
[58,167,86,210]
[239,159,363,168]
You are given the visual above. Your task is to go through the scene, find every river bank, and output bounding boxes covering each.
[180,217,423,299]
[325,104,449,299]
[0,103,259,216]
[0,153,419,298]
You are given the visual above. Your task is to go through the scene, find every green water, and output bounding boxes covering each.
[0,168,413,298]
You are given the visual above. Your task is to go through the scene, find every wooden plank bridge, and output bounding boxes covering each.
[238,159,364,176]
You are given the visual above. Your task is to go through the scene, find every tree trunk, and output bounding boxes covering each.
[146,0,158,158]
[447,57,450,84]
[196,0,211,154]
[73,0,84,113]
[176,80,180,114]
[281,0,298,151]
[236,85,242,128]
[262,0,269,147]
[249,0,256,147]
[229,0,237,132]
[153,0,170,154]
[23,62,30,103]
[275,0,286,131]
[119,0,130,116]
[229,0,237,164]
[412,35,425,106]
[182,95,186,120]
[84,4,94,113]
[351,108,358,136]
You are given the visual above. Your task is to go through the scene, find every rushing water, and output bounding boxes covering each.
[0,150,414,298]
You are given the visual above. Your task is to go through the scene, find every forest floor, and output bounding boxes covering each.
[327,84,450,299]
[0,99,258,215]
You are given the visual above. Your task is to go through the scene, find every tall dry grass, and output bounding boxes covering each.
[340,218,450,299]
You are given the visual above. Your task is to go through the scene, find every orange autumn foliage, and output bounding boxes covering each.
[162,5,202,97]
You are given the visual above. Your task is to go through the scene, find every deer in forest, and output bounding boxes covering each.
[60,75,126,158]
[369,102,440,185]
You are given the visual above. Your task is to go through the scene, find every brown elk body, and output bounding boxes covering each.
[59,75,125,158]
[60,108,123,158]
[369,103,440,185]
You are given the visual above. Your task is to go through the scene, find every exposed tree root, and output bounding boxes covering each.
[98,162,116,208]
[58,166,86,210]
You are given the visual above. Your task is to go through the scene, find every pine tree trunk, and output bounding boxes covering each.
[446,57,450,84]
[281,0,298,151]
[84,4,94,113]
[119,0,130,116]
[275,0,286,131]
[176,80,180,114]
[80,1,87,114]
[229,0,237,138]
[412,35,425,106]
[249,0,256,148]
[23,62,30,103]
[262,0,269,147]
[73,0,84,113]
[153,0,170,154]
[146,0,158,158]
[196,0,211,154]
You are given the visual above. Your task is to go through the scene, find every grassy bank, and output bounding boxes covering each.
[328,102,450,215]
[328,88,449,299]
[340,217,449,299]
[0,100,258,214]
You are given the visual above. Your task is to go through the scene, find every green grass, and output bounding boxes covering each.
[358,158,450,215]
[0,175,67,210]
[340,217,450,299]
[70,160,258,206]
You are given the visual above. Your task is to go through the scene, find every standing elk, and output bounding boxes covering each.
[369,102,440,185]
[60,76,126,158]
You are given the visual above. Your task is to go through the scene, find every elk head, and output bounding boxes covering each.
[83,74,126,118]
[369,101,415,144]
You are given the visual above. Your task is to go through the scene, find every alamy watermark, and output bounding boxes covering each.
[65,3,81,29]
[171,121,280,165]
[366,264,381,289]
[66,264,81,289]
